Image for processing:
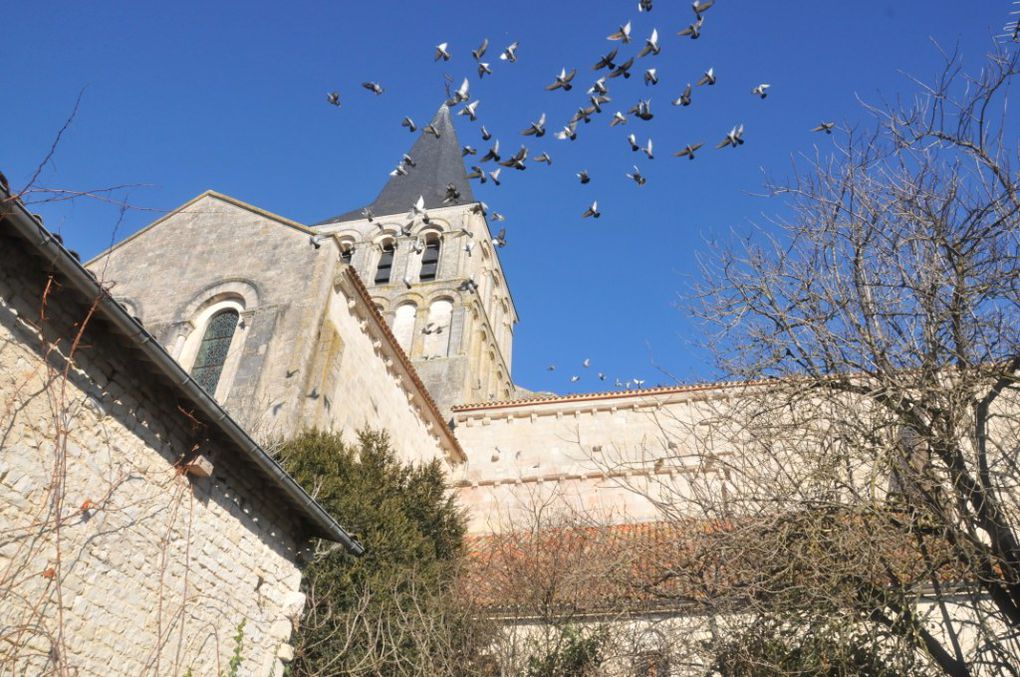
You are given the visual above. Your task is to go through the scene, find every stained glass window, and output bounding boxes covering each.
[192,309,239,394]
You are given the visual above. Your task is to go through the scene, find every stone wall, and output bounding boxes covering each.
[1,234,307,675]
[452,387,737,534]
[88,191,457,467]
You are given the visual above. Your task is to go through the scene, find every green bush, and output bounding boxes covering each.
[278,430,488,675]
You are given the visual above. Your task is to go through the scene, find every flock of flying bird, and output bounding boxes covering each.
[326,0,835,225]
[322,0,837,390]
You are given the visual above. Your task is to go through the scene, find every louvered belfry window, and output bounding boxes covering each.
[420,239,440,281]
[192,309,239,394]
[375,243,395,284]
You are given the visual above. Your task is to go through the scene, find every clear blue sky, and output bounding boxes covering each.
[1,2,1009,395]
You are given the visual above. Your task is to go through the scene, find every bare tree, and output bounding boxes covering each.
[668,45,1020,675]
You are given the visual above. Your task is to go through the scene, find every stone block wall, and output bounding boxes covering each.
[1,235,308,675]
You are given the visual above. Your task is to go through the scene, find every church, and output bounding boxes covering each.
[89,103,711,536]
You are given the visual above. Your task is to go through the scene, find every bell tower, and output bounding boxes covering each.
[314,104,517,412]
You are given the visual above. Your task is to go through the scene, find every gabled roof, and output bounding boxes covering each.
[86,190,313,265]
[1,181,362,552]
[317,104,476,224]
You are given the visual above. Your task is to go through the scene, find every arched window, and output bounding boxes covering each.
[191,309,240,394]
[419,236,441,281]
[392,303,417,353]
[375,241,395,284]
[423,299,453,358]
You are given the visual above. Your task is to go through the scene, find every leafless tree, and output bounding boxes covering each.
[658,44,1020,675]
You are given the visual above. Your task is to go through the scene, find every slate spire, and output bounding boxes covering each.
[318,104,476,224]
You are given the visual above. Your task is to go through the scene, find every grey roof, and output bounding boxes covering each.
[318,104,476,224]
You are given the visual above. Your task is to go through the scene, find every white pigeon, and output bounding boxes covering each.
[607,21,632,43]
[499,41,519,62]
[752,83,771,99]
[434,42,451,61]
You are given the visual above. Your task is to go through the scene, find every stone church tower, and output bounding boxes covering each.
[314,104,518,412]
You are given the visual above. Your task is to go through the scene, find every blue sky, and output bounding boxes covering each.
[1,2,1010,395]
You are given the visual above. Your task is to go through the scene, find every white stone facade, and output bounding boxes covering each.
[0,221,316,675]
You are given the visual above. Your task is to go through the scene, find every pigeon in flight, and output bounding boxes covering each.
[593,48,618,71]
[589,94,610,113]
[547,364,557,371]
[489,168,502,186]
[812,122,835,134]
[607,21,632,43]
[589,77,609,95]
[463,241,476,257]
[458,100,480,121]
[361,81,384,95]
[629,99,654,121]
[435,42,451,61]
[450,78,470,104]
[493,228,507,247]
[466,165,485,182]
[521,113,547,137]
[672,83,693,106]
[608,57,635,79]
[677,17,704,39]
[556,121,578,141]
[402,153,416,168]
[697,68,716,86]
[500,145,528,170]
[628,133,640,152]
[583,358,591,368]
[481,125,492,141]
[472,38,489,61]
[577,170,591,184]
[401,117,417,132]
[309,234,326,249]
[638,29,661,57]
[361,207,374,221]
[546,68,577,91]
[443,183,461,205]
[424,123,441,138]
[642,138,654,159]
[570,375,581,383]
[674,142,704,159]
[326,91,341,107]
[582,201,601,218]
[462,145,478,157]
[533,152,552,165]
[716,125,745,148]
[390,163,409,177]
[572,106,595,125]
[490,211,506,222]
[481,140,501,162]
[477,62,493,78]
[410,195,429,221]
[402,274,413,288]
[644,68,659,86]
[638,0,653,12]
[752,83,771,99]
[500,41,519,62]
[626,166,647,186]
[692,0,714,17]
[610,111,628,127]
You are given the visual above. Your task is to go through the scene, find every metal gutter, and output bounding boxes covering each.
[1,186,363,554]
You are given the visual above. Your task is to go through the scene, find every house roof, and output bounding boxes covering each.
[316,104,477,224]
[462,512,963,618]
[1,181,363,552]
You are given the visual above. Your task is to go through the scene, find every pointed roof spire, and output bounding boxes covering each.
[318,104,476,224]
